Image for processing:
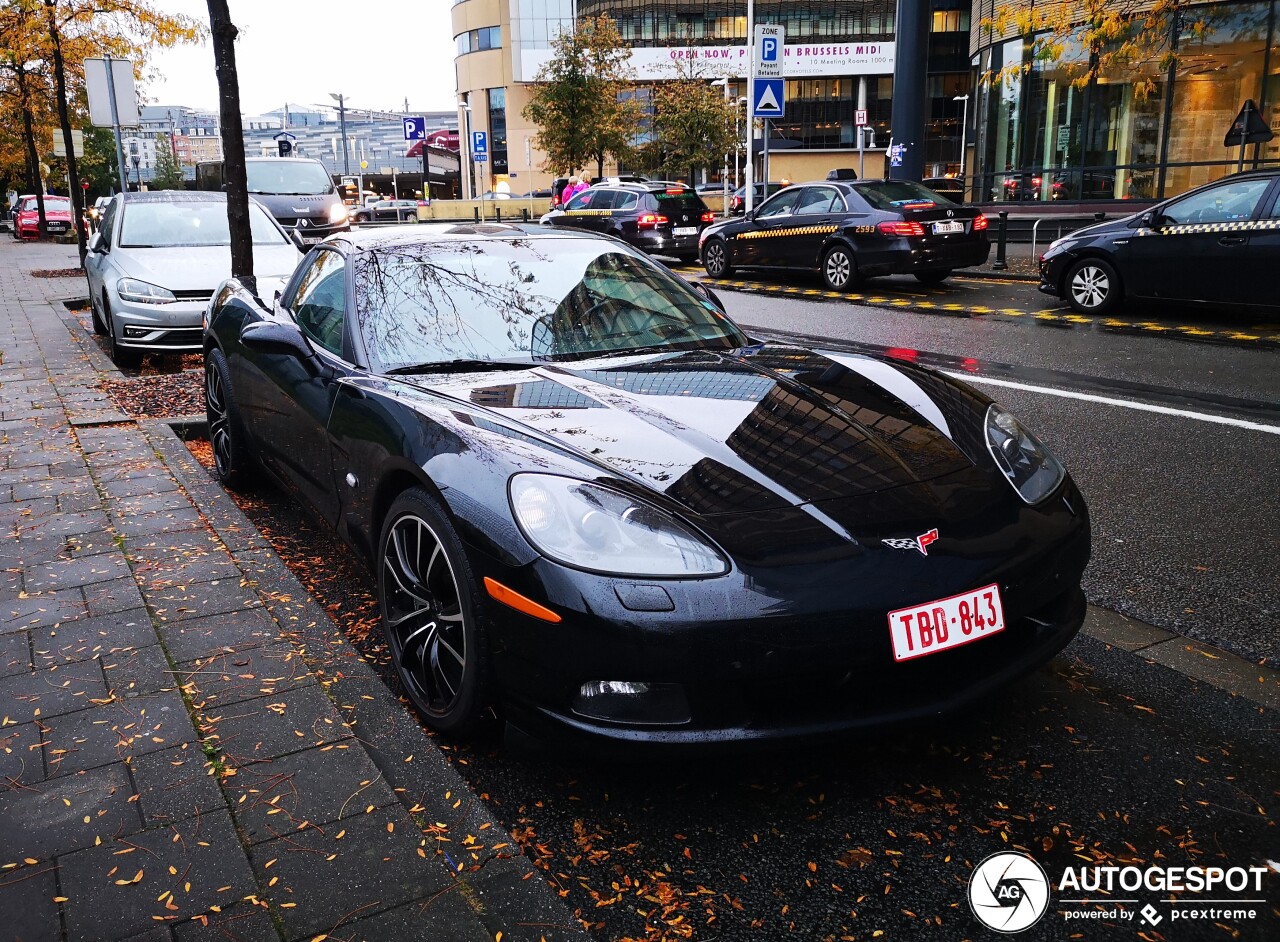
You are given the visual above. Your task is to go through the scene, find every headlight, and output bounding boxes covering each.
[509,474,728,577]
[985,405,1065,504]
[329,204,349,224]
[117,278,177,304]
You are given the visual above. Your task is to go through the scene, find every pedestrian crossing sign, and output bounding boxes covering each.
[753,79,785,119]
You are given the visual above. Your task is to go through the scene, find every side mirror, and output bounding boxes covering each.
[239,320,313,360]
[87,232,103,253]
[689,280,726,312]
[288,228,306,251]
[744,210,756,222]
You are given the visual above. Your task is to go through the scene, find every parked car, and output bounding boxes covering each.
[1050,172,1117,201]
[202,223,1090,744]
[196,157,350,244]
[351,199,420,223]
[549,177,571,212]
[701,178,989,290]
[12,195,74,240]
[1040,169,1280,315]
[729,182,786,215]
[923,176,966,202]
[541,180,714,262]
[84,191,301,367]
[826,168,858,181]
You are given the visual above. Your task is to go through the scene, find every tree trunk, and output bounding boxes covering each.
[206,0,255,295]
[44,0,86,262]
[16,68,47,238]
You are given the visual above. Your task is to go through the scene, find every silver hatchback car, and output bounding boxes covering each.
[85,191,301,367]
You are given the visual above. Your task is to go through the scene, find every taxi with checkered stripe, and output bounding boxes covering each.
[1040,169,1280,315]
[699,179,990,291]
[541,181,715,262]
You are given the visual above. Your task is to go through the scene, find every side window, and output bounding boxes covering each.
[756,189,802,219]
[615,192,639,212]
[290,250,346,357]
[99,200,118,250]
[567,189,602,211]
[795,187,841,215]
[1267,188,1280,219]
[1161,178,1271,226]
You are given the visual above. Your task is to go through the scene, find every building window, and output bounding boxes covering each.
[488,87,509,177]
[456,25,502,55]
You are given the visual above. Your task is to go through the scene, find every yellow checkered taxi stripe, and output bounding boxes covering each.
[564,209,614,217]
[733,224,839,241]
[1158,218,1280,235]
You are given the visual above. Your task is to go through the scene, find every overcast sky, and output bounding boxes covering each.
[145,1,459,115]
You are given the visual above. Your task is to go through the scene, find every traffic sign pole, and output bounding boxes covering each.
[745,0,755,215]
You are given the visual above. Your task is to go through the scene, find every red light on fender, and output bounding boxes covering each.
[637,213,669,230]
[483,577,562,623]
[877,220,925,237]
[700,211,714,223]
[972,214,989,231]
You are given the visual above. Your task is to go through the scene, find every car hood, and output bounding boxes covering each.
[112,244,302,291]
[396,344,991,518]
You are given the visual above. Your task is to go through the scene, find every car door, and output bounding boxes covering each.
[84,197,118,304]
[244,247,351,524]
[557,188,615,233]
[732,187,803,267]
[1124,175,1273,303]
[788,186,847,268]
[1241,180,1280,308]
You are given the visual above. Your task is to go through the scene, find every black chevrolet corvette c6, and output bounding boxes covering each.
[203,223,1089,746]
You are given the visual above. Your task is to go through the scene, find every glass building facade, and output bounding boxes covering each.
[970,0,1280,203]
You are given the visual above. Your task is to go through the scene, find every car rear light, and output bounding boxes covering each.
[665,187,686,195]
[972,214,989,231]
[877,221,925,237]
[637,213,668,229]
[700,211,714,223]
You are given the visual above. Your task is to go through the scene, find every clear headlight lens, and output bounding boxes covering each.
[985,405,1065,504]
[509,474,728,577]
[117,278,176,304]
[329,203,349,224]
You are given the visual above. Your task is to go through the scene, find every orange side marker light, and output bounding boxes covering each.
[483,577,562,623]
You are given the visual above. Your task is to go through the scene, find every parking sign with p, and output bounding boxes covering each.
[754,24,784,79]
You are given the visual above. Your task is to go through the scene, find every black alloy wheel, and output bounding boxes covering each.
[379,489,488,736]
[105,297,142,369]
[203,348,254,489]
[821,244,857,291]
[1064,257,1121,315]
[702,238,733,278]
[914,269,952,286]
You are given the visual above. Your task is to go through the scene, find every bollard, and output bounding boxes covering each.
[473,206,480,223]
[993,211,1009,271]
[1093,211,1106,222]
[496,207,502,223]
[522,208,530,222]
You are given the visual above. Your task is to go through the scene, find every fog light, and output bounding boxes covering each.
[123,326,150,338]
[573,681,690,726]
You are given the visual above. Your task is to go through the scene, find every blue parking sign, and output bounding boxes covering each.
[402,116,426,141]
[472,131,488,156]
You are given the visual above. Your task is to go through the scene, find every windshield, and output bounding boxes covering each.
[245,161,334,196]
[118,200,288,247]
[354,238,746,372]
[23,198,69,212]
[856,180,951,210]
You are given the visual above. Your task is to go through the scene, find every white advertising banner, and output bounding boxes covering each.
[522,41,895,82]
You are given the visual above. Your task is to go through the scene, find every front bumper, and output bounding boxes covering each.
[475,488,1091,750]
[1038,252,1070,297]
[108,293,207,352]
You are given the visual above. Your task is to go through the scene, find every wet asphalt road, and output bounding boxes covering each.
[708,286,1279,665]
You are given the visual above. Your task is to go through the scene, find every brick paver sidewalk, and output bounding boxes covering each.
[0,240,582,942]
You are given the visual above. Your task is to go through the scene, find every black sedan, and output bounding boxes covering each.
[700,179,990,290]
[1039,169,1280,315]
[203,224,1089,746]
[542,181,714,262]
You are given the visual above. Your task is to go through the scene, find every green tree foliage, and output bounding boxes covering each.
[150,132,183,189]
[644,66,738,183]
[522,15,643,179]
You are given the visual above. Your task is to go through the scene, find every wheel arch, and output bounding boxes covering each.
[816,234,858,272]
[1059,250,1123,298]
[370,462,451,564]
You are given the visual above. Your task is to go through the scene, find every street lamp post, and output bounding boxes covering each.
[329,92,350,175]
[460,99,475,200]
[953,93,970,200]
[744,0,756,215]
[712,78,731,215]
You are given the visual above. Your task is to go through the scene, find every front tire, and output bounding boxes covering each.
[702,238,733,278]
[821,244,857,291]
[105,299,142,369]
[1064,257,1121,315]
[204,348,255,489]
[90,290,108,335]
[379,488,490,738]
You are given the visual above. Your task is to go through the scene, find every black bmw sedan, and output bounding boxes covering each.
[204,224,1089,747]
[700,179,990,290]
[1039,169,1280,315]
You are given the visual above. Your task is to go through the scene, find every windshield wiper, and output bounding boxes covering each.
[385,358,543,376]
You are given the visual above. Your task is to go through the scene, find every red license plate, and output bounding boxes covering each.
[887,583,1005,662]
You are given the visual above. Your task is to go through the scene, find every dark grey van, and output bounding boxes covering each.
[196,157,349,243]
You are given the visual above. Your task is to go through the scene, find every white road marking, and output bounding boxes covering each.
[945,372,1280,436]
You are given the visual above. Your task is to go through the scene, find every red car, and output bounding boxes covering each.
[12,194,74,240]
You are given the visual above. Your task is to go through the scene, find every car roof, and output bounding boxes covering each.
[116,191,228,204]
[327,222,622,252]
[594,180,694,193]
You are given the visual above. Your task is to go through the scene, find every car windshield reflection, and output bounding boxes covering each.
[355,239,746,373]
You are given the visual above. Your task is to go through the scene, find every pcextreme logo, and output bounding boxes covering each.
[967,852,1273,933]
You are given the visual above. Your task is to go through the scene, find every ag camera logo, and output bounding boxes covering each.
[968,852,1051,933]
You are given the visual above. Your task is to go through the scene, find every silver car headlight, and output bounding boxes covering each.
[985,405,1065,504]
[509,474,728,577]
[117,278,177,304]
